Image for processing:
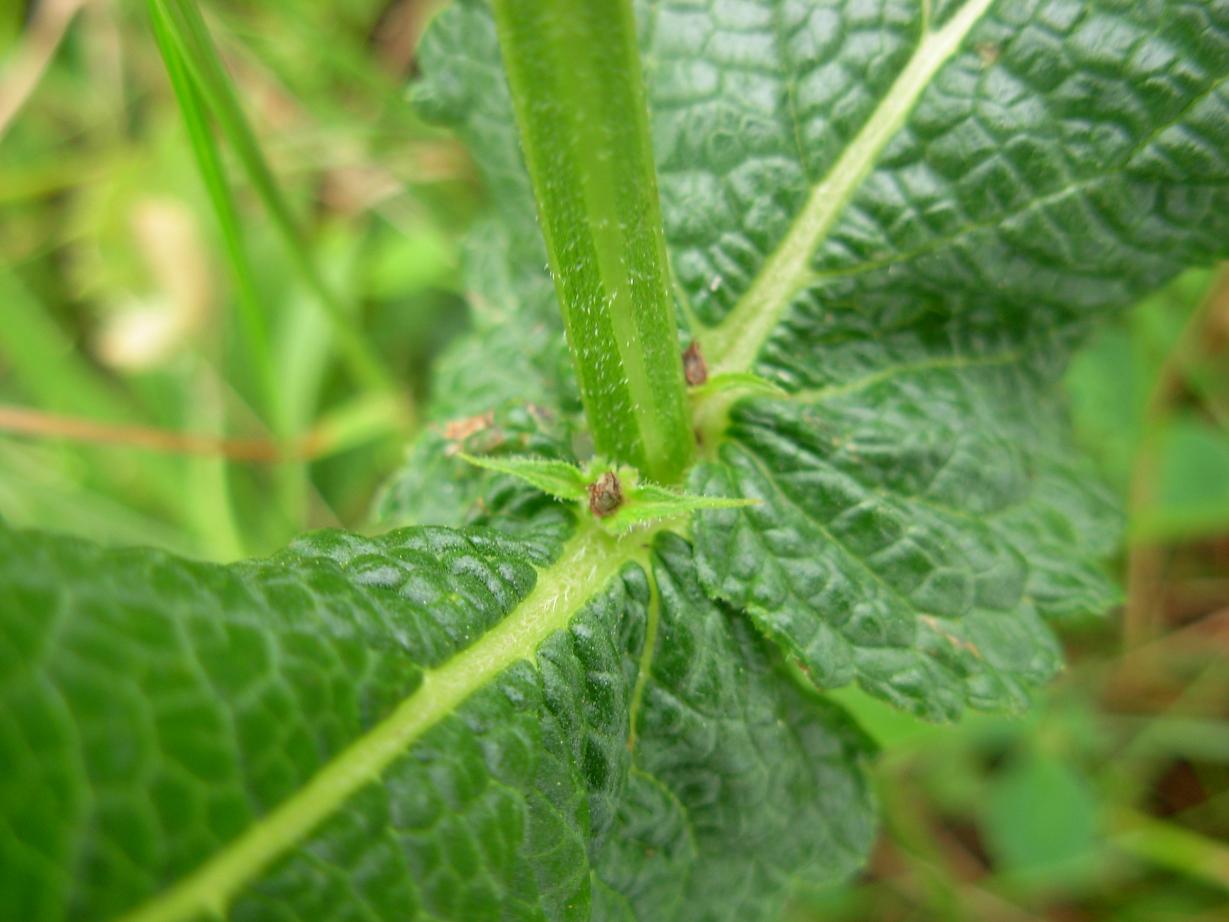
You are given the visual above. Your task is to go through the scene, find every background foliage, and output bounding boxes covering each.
[1,0,1227,918]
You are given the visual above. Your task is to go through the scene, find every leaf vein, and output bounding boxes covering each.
[115,526,634,922]
[705,0,997,376]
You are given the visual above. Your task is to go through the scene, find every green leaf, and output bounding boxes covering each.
[454,453,756,535]
[688,372,787,401]
[7,0,1229,917]
[982,753,1099,882]
[593,533,876,919]
[459,453,590,501]
[0,520,873,921]
[599,479,757,535]
[410,0,1228,720]
[689,348,1120,720]
[374,220,582,533]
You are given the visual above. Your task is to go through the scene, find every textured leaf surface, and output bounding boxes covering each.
[396,0,1229,720]
[690,343,1118,719]
[0,519,563,920]
[0,521,872,921]
[592,534,874,921]
[649,0,1229,334]
[6,0,1229,918]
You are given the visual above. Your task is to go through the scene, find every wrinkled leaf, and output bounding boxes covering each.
[0,521,872,921]
[5,0,1229,919]
[398,0,1228,720]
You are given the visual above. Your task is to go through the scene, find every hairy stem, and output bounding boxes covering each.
[492,0,693,483]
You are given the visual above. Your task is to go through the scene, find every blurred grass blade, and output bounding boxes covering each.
[0,273,134,423]
[186,372,247,561]
[149,0,277,423]
[0,0,86,140]
[0,441,200,556]
[1112,808,1229,893]
[306,392,411,459]
[148,0,395,395]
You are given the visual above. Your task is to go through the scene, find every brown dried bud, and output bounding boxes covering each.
[587,470,623,518]
[683,341,708,386]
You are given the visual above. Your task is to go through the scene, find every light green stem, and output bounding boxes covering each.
[491,0,693,484]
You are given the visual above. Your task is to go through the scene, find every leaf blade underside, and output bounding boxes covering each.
[0,520,873,922]
[397,0,1227,720]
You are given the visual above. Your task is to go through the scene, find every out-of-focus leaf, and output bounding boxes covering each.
[983,753,1099,881]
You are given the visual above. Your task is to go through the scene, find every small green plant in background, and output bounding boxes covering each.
[2,1,1228,921]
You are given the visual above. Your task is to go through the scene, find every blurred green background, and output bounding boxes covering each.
[2,2,1227,919]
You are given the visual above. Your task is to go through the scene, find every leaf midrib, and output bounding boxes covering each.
[118,524,631,922]
[118,3,1000,916]
[705,0,996,377]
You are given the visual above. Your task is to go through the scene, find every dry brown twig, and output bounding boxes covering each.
[0,404,323,463]
[0,0,90,141]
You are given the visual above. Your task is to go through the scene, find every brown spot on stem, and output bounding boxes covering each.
[683,341,708,387]
[588,471,624,518]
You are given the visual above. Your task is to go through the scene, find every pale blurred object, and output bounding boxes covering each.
[95,197,214,370]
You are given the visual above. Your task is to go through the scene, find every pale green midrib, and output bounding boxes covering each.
[117,525,634,922]
[705,0,996,377]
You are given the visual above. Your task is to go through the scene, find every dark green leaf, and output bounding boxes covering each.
[407,0,1228,719]
[593,534,876,921]
[7,0,1229,917]
[690,339,1119,719]
[0,521,873,921]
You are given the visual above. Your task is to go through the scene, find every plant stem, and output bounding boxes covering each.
[491,0,692,484]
